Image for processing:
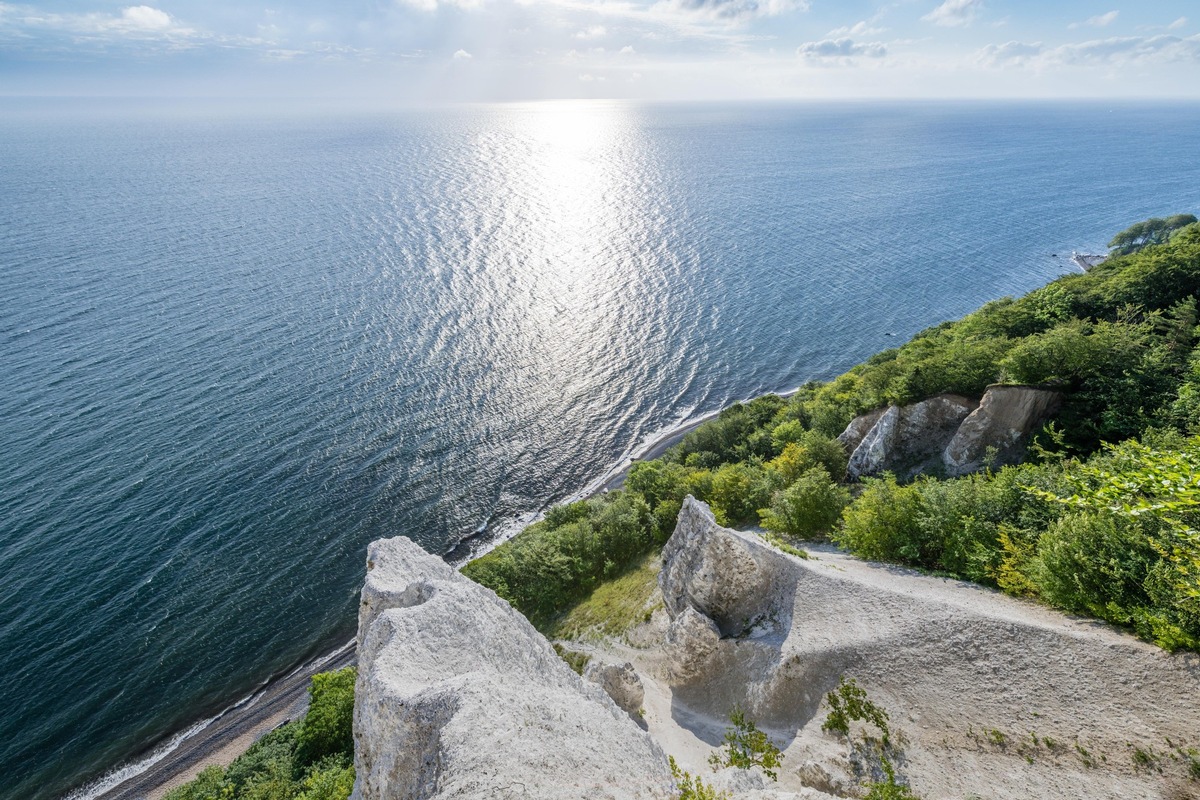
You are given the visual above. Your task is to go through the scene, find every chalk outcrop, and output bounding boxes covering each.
[943,385,1062,476]
[841,385,1061,480]
[845,394,977,480]
[584,661,645,718]
[639,498,1200,799]
[351,536,673,800]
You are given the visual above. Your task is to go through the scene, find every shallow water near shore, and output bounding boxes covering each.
[2,100,1199,800]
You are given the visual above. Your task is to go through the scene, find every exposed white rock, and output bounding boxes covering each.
[942,384,1062,476]
[633,499,1200,800]
[845,394,977,480]
[835,406,885,458]
[584,661,645,718]
[659,496,788,637]
[663,605,722,683]
[351,536,674,800]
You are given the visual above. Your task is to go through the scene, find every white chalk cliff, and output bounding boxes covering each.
[350,536,673,800]
[352,499,1200,800]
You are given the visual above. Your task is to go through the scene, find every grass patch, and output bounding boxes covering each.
[547,551,661,640]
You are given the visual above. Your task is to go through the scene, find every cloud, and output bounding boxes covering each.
[1054,33,1200,64]
[1169,17,1187,30]
[574,24,606,38]
[453,48,472,58]
[797,37,887,60]
[978,40,1043,65]
[1069,10,1118,30]
[0,3,195,39]
[120,6,172,30]
[652,0,809,24]
[618,44,636,54]
[827,19,886,38]
[979,34,1200,67]
[922,0,982,28]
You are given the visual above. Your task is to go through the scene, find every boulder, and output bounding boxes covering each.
[845,394,978,480]
[660,496,787,637]
[352,536,674,800]
[584,661,645,718]
[942,385,1062,476]
[663,605,722,683]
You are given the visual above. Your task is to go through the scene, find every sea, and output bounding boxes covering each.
[2,99,1198,800]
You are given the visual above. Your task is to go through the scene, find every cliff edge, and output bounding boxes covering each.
[351,536,674,800]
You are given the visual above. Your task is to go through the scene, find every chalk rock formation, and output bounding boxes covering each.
[352,536,674,800]
[660,496,787,637]
[584,661,645,718]
[663,605,722,682]
[835,407,885,457]
[647,498,1200,799]
[942,385,1062,476]
[845,394,978,480]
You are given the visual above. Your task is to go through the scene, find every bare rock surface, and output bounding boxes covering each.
[352,536,674,800]
[942,384,1063,476]
[584,661,645,718]
[845,394,977,479]
[619,499,1200,800]
[835,407,885,457]
[660,497,789,637]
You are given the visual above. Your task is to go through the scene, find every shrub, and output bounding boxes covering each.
[760,466,848,538]
[163,765,228,800]
[294,758,354,800]
[707,706,784,781]
[709,463,771,527]
[462,491,656,624]
[670,756,729,800]
[293,667,356,773]
[822,677,891,746]
[836,475,928,566]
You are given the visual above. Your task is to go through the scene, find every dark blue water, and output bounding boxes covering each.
[2,100,1198,800]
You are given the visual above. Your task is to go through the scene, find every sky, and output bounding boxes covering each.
[1,0,1198,102]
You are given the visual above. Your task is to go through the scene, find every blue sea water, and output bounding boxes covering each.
[1,100,1199,800]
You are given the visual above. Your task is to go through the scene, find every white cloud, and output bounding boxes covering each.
[574,24,606,38]
[1169,17,1187,30]
[797,37,887,59]
[453,48,472,58]
[828,19,886,38]
[618,44,636,54]
[1069,10,1118,30]
[979,33,1200,67]
[120,6,172,30]
[652,0,809,24]
[978,40,1043,65]
[922,0,983,28]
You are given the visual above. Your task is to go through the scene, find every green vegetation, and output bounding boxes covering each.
[822,677,891,746]
[822,677,919,799]
[164,667,357,800]
[706,706,784,781]
[463,217,1200,652]
[669,756,729,800]
[1108,214,1197,255]
[548,551,661,640]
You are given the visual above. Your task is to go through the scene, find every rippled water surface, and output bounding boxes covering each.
[2,100,1199,800]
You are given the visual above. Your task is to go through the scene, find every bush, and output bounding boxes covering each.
[760,467,848,538]
[462,491,656,624]
[707,706,784,781]
[709,463,771,526]
[836,475,927,565]
[293,667,356,773]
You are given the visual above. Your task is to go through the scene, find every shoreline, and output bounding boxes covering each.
[85,388,798,799]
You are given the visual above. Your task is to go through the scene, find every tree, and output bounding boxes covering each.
[1108,214,1197,256]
